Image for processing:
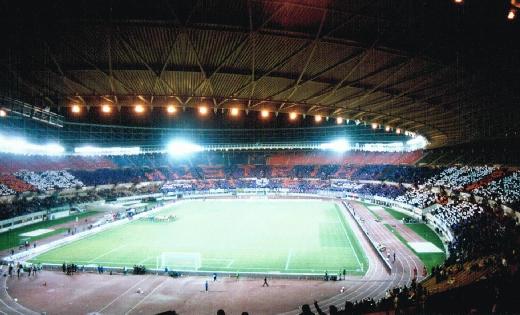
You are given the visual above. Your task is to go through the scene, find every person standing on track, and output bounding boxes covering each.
[262,276,269,287]
[213,272,217,281]
[205,280,209,292]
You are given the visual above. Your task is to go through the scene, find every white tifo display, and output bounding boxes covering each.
[160,252,202,271]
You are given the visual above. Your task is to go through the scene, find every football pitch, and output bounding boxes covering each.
[30,199,368,275]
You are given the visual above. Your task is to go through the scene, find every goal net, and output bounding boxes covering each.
[159,252,202,271]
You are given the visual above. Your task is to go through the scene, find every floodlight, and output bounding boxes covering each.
[508,9,516,20]
[371,122,378,129]
[0,109,6,117]
[167,140,203,155]
[102,104,111,113]
[230,107,239,116]
[320,139,350,153]
[406,135,428,150]
[336,117,343,124]
[167,105,177,114]
[71,104,81,114]
[385,126,391,132]
[314,115,322,123]
[74,146,141,156]
[0,133,65,155]
[42,143,65,155]
[289,112,298,120]
[261,110,269,118]
[199,106,208,115]
[134,104,145,113]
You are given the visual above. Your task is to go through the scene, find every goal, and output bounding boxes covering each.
[159,252,202,271]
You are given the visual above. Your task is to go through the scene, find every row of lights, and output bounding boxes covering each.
[70,103,345,123]
[69,103,410,135]
[1,104,414,137]
[453,0,517,20]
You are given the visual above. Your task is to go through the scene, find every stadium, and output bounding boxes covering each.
[0,1,519,314]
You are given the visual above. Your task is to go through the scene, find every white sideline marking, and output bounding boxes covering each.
[285,249,293,270]
[125,278,168,315]
[19,228,54,237]
[87,244,127,263]
[137,256,152,265]
[334,207,363,270]
[367,206,384,211]
[97,275,152,313]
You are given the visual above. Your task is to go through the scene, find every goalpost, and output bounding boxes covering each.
[159,252,202,271]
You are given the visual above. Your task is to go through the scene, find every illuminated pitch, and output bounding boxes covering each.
[31,199,368,275]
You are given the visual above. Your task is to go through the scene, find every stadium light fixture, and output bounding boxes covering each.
[101,104,111,113]
[454,0,463,4]
[199,106,208,115]
[371,122,378,129]
[320,139,350,153]
[75,146,141,156]
[166,105,177,114]
[336,117,343,124]
[385,126,391,132]
[0,133,65,155]
[261,110,269,118]
[508,9,516,20]
[406,135,428,150]
[314,115,322,123]
[230,107,239,116]
[134,104,145,113]
[167,140,203,156]
[396,128,401,134]
[71,104,81,114]
[0,109,6,117]
[289,112,298,120]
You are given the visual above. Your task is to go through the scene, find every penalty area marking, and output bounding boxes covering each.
[86,244,127,264]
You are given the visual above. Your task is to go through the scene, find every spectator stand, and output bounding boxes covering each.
[0,210,47,234]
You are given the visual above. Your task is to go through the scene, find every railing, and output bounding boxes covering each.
[342,201,393,273]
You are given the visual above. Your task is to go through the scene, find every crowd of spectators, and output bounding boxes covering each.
[447,205,518,263]
[0,184,14,196]
[349,165,439,183]
[395,188,437,208]
[70,169,146,186]
[473,171,520,209]
[425,166,496,190]
[430,201,484,229]
[0,174,35,193]
[14,170,83,191]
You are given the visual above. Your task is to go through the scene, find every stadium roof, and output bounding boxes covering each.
[1,0,519,148]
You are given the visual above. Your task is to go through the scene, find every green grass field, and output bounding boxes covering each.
[380,207,446,271]
[0,211,98,251]
[30,199,368,275]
